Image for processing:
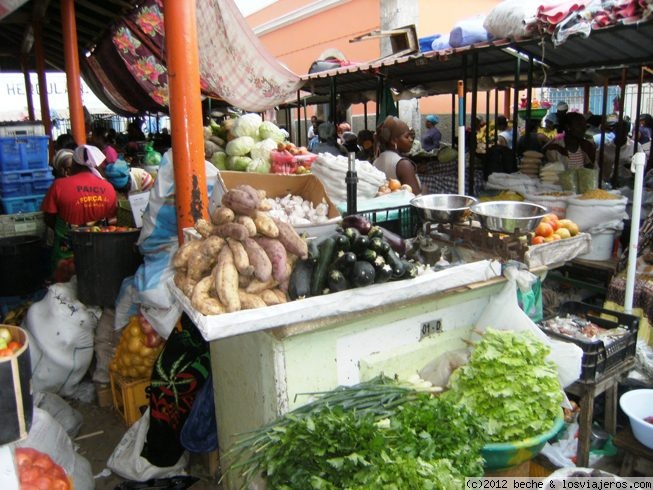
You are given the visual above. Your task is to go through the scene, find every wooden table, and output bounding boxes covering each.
[565,358,635,467]
[613,427,653,476]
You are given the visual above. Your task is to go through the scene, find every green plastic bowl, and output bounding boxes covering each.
[481,414,565,471]
[518,108,549,120]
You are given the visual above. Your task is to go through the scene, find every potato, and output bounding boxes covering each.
[254,236,289,283]
[194,218,218,238]
[242,238,272,282]
[214,247,240,313]
[254,211,279,238]
[274,219,308,259]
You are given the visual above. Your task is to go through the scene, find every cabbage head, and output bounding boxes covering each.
[250,138,278,164]
[232,113,262,139]
[246,158,271,174]
[258,121,286,143]
[227,155,252,172]
[225,136,256,156]
[210,151,227,170]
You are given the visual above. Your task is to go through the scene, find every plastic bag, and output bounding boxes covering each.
[566,195,627,232]
[577,167,599,194]
[12,408,94,490]
[180,374,218,453]
[143,142,162,166]
[419,350,469,387]
[107,408,188,482]
[559,169,579,193]
[33,392,83,438]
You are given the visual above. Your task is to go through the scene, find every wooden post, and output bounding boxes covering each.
[61,0,86,145]
[163,0,209,242]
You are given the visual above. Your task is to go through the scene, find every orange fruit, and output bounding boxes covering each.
[388,179,401,191]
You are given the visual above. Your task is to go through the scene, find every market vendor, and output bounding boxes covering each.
[104,160,155,196]
[421,114,442,151]
[41,144,118,282]
[373,116,421,194]
[544,112,596,169]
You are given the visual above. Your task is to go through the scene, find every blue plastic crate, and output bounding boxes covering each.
[0,136,50,171]
[0,170,53,197]
[1,194,45,214]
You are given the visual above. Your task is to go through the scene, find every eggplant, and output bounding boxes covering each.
[341,214,372,235]
[378,226,406,255]
[327,269,350,292]
[343,227,360,242]
[351,261,376,287]
[374,263,393,284]
[357,248,377,263]
[331,251,357,273]
[351,235,370,255]
[331,233,351,252]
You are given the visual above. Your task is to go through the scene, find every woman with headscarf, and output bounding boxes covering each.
[373,116,421,194]
[104,160,155,196]
[41,145,118,282]
[544,112,596,170]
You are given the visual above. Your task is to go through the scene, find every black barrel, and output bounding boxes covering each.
[0,235,44,296]
[71,229,142,307]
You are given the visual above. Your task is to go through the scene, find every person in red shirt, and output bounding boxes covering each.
[42,145,117,282]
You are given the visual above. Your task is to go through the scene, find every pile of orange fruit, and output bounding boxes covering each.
[531,214,580,245]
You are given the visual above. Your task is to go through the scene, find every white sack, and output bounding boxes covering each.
[23,279,101,397]
[107,408,188,481]
[566,195,627,232]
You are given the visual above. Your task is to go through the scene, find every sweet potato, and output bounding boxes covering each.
[245,277,278,294]
[227,237,254,276]
[194,218,218,238]
[254,211,279,238]
[191,276,225,315]
[214,247,240,313]
[201,235,225,259]
[274,219,308,259]
[254,236,289,283]
[260,289,281,306]
[235,215,257,237]
[214,222,250,241]
[173,271,196,298]
[272,288,288,303]
[187,250,215,282]
[236,184,262,208]
[172,240,203,269]
[238,274,252,289]
[212,206,235,225]
[222,189,258,217]
[242,237,272,282]
[238,290,267,310]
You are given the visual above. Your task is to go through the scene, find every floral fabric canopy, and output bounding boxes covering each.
[84,0,302,115]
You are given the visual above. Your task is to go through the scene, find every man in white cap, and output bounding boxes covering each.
[421,114,442,151]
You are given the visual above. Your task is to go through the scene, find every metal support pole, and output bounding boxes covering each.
[512,57,521,167]
[633,67,644,146]
[598,79,609,187]
[296,91,302,147]
[61,0,86,144]
[612,68,627,188]
[470,52,479,195]
[583,85,590,115]
[163,0,209,242]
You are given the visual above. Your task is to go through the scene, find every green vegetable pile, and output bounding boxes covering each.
[443,328,563,443]
[226,376,486,489]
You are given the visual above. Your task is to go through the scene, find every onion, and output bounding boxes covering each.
[139,314,154,334]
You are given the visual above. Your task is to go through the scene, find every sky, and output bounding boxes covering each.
[234,0,277,16]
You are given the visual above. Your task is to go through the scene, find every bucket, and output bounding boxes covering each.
[578,231,617,261]
[71,229,142,307]
[0,325,32,444]
[0,235,44,296]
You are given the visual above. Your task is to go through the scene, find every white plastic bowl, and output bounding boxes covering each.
[619,389,653,449]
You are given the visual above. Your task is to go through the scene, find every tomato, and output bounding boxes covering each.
[7,341,21,352]
[15,447,70,490]
[535,222,553,238]
[33,455,54,471]
[0,348,13,357]
[19,467,40,483]
[531,235,545,245]
[35,476,54,489]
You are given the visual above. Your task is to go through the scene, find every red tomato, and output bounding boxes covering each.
[7,341,21,352]
[0,348,13,357]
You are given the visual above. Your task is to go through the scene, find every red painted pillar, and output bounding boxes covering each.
[61,0,86,145]
[34,20,53,156]
[21,57,35,121]
[162,0,209,242]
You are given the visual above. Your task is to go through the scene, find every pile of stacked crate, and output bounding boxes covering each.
[0,124,52,216]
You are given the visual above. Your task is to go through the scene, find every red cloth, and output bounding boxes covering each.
[41,171,117,225]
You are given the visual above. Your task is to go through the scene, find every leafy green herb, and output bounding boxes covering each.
[443,328,563,443]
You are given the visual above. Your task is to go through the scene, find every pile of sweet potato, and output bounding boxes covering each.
[172,184,308,316]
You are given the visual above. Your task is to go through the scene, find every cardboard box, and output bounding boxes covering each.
[217,171,341,237]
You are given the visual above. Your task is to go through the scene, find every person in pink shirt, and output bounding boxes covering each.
[90,125,119,168]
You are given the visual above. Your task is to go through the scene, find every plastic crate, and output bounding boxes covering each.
[0,123,45,137]
[360,205,419,238]
[0,211,46,239]
[0,136,50,172]
[1,194,45,214]
[0,170,53,197]
[109,371,150,427]
[539,301,639,382]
